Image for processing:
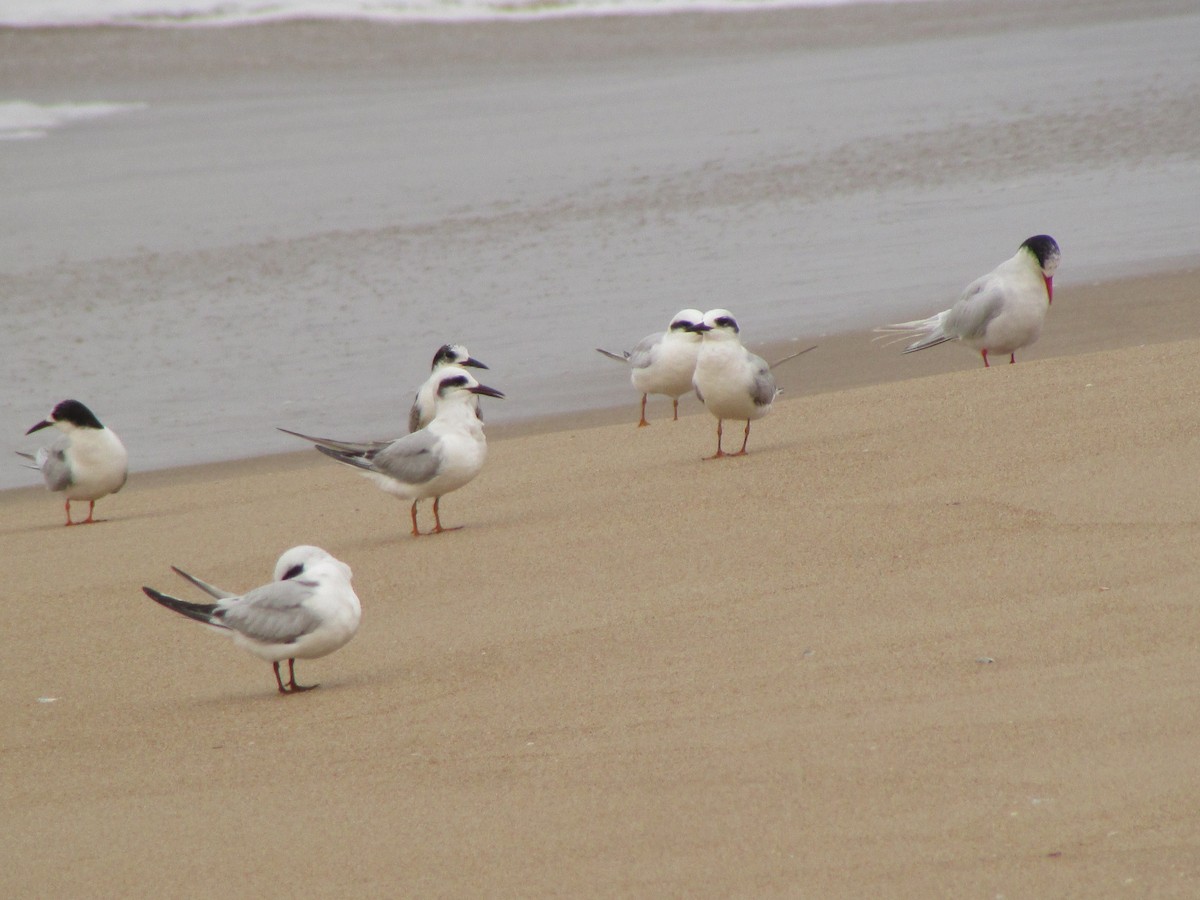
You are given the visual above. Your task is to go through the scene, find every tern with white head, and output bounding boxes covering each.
[143,545,361,695]
[409,344,489,433]
[688,310,779,459]
[597,309,704,426]
[281,366,505,536]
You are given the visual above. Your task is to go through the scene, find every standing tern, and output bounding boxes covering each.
[410,343,489,433]
[17,399,128,526]
[143,545,362,695]
[280,366,505,536]
[688,309,779,459]
[597,309,704,426]
[876,234,1061,367]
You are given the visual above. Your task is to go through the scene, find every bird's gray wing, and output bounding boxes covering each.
[171,566,237,600]
[36,442,73,491]
[218,579,323,644]
[277,427,393,456]
[748,352,778,407]
[626,332,665,370]
[945,276,1004,341]
[369,429,443,485]
[407,399,422,434]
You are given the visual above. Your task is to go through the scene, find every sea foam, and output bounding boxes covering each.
[0,0,932,28]
[0,101,146,140]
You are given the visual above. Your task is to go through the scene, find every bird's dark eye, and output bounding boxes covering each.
[281,563,305,580]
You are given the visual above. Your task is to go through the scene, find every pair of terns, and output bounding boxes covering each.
[280,343,504,536]
[599,308,812,458]
[600,234,1060,453]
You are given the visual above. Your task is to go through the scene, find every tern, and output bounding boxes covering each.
[597,309,704,426]
[410,343,489,433]
[688,309,778,459]
[876,234,1061,367]
[281,367,504,536]
[18,399,128,526]
[143,545,362,695]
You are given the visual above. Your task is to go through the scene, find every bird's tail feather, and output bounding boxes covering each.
[14,450,38,470]
[276,427,389,456]
[143,586,225,628]
[171,566,236,600]
[314,443,374,471]
[873,310,951,353]
[595,348,631,364]
[769,344,818,370]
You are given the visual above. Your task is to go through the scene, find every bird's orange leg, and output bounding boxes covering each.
[637,394,649,428]
[430,497,463,535]
[981,349,990,367]
[63,499,75,527]
[409,500,422,536]
[80,500,97,524]
[704,420,728,460]
[284,658,317,693]
[672,398,679,421]
[731,420,751,456]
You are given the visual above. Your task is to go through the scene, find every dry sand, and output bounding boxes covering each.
[5,266,1200,896]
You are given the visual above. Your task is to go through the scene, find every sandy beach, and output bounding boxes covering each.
[6,265,1200,896]
[5,0,1200,895]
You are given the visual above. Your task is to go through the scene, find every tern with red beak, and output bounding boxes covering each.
[876,234,1060,367]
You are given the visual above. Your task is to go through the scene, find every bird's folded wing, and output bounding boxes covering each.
[945,279,1004,341]
[749,353,778,407]
[37,444,73,491]
[370,429,443,485]
[626,331,665,370]
[219,580,324,644]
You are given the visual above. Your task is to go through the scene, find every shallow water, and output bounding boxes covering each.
[2,5,1198,487]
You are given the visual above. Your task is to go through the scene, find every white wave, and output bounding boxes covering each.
[0,101,146,140]
[0,0,936,28]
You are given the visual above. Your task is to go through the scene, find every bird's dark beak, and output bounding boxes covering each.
[463,357,489,370]
[469,384,505,399]
[26,419,53,435]
[1044,275,1053,305]
[686,323,712,333]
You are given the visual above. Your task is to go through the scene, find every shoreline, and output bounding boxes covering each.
[7,261,1198,497]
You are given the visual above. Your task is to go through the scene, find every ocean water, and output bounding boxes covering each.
[0,0,927,27]
[2,2,1199,488]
